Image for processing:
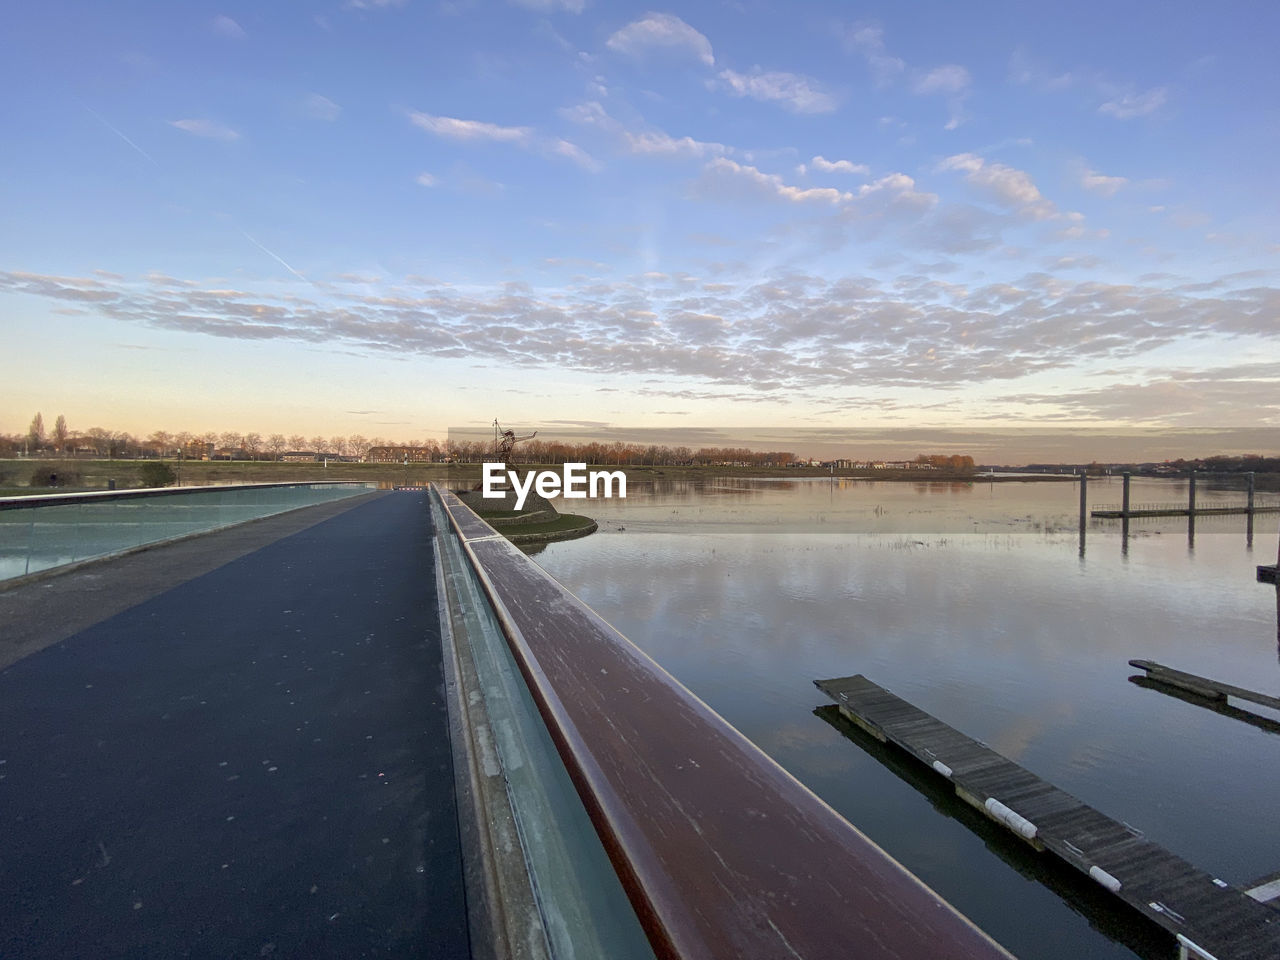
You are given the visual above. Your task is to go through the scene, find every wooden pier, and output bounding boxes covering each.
[1092,505,1280,519]
[815,674,1280,960]
[1128,660,1280,714]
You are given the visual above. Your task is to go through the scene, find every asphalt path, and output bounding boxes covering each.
[0,491,468,959]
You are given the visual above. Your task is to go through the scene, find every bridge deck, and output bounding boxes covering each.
[0,491,468,959]
[816,674,1280,960]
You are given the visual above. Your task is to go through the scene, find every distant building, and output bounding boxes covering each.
[366,446,436,463]
[281,451,319,462]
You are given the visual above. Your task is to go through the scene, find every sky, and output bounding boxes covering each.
[2,1,1278,458]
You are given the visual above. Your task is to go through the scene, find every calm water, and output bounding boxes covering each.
[529,477,1280,960]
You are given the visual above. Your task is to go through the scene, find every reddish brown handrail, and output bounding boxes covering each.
[436,487,1015,960]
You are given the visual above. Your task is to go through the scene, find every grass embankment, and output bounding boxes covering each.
[0,458,1073,500]
[497,514,598,545]
[473,504,597,544]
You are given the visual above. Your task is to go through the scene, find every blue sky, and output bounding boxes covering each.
[2,1,1278,448]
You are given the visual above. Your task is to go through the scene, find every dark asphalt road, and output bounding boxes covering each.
[0,492,468,959]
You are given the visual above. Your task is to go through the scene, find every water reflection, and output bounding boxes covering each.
[531,477,1280,960]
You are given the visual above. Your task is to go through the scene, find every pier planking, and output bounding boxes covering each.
[815,674,1280,960]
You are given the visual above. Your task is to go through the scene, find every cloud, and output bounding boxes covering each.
[700,158,853,205]
[510,0,585,11]
[4,269,1279,409]
[1081,168,1127,196]
[344,0,406,8]
[937,153,1056,220]
[1098,87,1167,119]
[912,65,971,129]
[562,100,729,158]
[912,65,970,95]
[408,112,531,143]
[714,68,838,114]
[416,171,438,187]
[169,118,241,141]
[548,138,600,171]
[841,23,904,85]
[210,15,244,38]
[304,94,342,121]
[606,13,714,67]
[1001,363,1280,425]
[807,156,869,176]
[842,24,969,128]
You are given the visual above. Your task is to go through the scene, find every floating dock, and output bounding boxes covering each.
[1128,659,1280,714]
[1260,565,1278,584]
[1092,505,1280,518]
[815,674,1280,960]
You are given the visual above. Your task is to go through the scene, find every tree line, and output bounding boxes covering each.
[8,412,983,471]
[6,412,425,461]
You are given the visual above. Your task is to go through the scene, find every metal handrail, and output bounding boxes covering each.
[433,484,1013,960]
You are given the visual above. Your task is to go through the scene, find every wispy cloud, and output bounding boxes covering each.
[416,171,438,187]
[210,14,244,38]
[802,156,870,176]
[937,153,1056,220]
[409,111,594,171]
[912,65,971,129]
[509,0,585,11]
[1099,87,1167,119]
[841,23,904,86]
[547,138,600,171]
[562,100,729,158]
[304,94,342,121]
[1010,49,1169,120]
[701,158,853,205]
[408,112,531,143]
[713,68,838,114]
[1080,168,1127,196]
[842,23,970,128]
[169,118,241,141]
[606,13,714,67]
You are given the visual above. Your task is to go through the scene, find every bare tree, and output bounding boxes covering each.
[330,436,348,457]
[27,412,45,452]
[148,430,172,458]
[219,432,243,458]
[349,434,369,460]
[53,415,69,454]
[288,434,306,451]
[266,434,287,460]
[310,436,329,455]
[243,432,263,460]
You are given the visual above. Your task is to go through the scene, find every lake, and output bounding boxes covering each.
[528,476,1280,960]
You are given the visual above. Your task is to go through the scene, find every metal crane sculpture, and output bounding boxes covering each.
[493,419,537,467]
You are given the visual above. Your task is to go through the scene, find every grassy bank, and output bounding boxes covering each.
[0,458,1073,498]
